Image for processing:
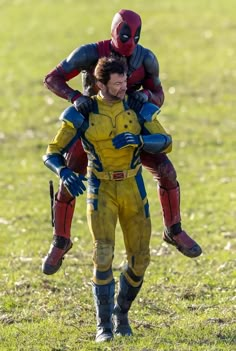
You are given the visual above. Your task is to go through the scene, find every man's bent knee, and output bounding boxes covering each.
[93,240,114,271]
[140,152,177,188]
[125,251,150,286]
[57,182,74,202]
[92,240,114,285]
[157,160,177,188]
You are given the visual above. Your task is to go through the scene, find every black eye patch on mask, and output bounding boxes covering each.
[119,24,131,43]
[119,24,141,44]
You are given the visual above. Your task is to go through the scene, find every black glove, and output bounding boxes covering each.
[73,95,93,117]
[127,91,149,113]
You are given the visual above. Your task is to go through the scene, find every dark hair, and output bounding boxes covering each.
[94,56,128,85]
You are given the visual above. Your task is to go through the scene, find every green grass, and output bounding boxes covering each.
[0,0,235,350]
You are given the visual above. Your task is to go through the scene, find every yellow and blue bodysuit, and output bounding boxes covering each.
[44,94,172,287]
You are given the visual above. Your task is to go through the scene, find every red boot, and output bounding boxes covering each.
[42,196,75,274]
[159,185,202,258]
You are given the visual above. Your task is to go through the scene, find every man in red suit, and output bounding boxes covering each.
[42,9,202,275]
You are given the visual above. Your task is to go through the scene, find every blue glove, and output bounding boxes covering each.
[112,132,143,149]
[60,168,87,197]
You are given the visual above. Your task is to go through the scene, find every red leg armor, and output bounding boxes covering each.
[53,195,75,239]
[159,185,181,227]
[159,185,202,258]
[141,151,202,258]
[42,194,75,275]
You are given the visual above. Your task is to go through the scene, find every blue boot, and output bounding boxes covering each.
[113,274,142,336]
[92,280,115,342]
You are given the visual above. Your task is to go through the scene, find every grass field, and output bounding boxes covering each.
[0,0,235,350]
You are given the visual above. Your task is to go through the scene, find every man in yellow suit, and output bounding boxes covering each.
[43,56,171,342]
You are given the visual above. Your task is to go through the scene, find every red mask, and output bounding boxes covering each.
[111,9,142,57]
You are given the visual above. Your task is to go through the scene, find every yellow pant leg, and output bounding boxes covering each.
[87,179,118,284]
[117,173,151,287]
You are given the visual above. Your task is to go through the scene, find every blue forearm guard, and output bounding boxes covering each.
[142,134,172,154]
[43,153,66,176]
